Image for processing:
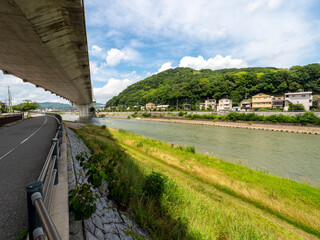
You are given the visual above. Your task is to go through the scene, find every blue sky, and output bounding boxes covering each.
[1,0,320,104]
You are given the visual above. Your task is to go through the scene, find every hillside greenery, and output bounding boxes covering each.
[106,64,320,108]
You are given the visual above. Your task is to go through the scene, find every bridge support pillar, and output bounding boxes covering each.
[71,101,96,119]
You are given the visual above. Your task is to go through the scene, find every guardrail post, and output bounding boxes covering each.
[52,138,59,185]
[26,181,43,240]
[58,124,62,157]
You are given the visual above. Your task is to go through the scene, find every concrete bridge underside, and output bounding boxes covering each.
[0,0,94,118]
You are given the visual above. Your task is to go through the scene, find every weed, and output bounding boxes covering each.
[185,145,196,154]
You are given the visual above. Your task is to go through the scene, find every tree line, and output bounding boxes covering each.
[106,64,320,108]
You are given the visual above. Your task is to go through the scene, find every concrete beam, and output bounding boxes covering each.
[0,0,93,105]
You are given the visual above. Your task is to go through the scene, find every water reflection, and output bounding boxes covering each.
[63,114,320,187]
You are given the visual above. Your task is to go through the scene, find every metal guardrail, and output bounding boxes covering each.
[26,114,63,240]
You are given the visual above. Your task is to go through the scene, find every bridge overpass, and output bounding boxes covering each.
[0,0,94,118]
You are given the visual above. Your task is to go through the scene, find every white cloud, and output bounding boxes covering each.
[90,45,103,58]
[106,48,138,66]
[90,61,99,75]
[93,78,134,103]
[157,62,173,73]
[0,72,67,105]
[179,55,247,70]
[85,0,320,67]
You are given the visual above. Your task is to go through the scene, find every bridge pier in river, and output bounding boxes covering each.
[71,101,96,119]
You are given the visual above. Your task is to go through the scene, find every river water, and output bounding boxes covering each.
[63,114,320,187]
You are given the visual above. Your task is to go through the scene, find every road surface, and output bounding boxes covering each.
[0,116,57,240]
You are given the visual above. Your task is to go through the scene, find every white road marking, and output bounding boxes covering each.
[0,117,48,161]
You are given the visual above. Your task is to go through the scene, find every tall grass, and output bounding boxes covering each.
[74,125,320,239]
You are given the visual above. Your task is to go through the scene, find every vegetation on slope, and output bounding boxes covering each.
[73,124,320,240]
[186,112,320,125]
[106,64,320,108]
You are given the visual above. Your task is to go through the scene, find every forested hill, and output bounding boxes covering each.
[106,64,320,107]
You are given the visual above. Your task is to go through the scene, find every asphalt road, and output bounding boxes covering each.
[0,116,57,240]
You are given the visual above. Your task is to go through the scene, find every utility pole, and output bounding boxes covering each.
[7,86,12,113]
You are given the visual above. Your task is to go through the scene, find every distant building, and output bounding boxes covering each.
[204,99,216,110]
[240,100,252,112]
[145,102,155,110]
[252,93,272,109]
[199,103,205,110]
[217,99,232,111]
[284,92,312,111]
[272,96,284,109]
[156,105,170,110]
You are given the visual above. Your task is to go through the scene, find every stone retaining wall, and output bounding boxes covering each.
[66,127,148,240]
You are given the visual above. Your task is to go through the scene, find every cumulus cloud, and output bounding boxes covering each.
[0,72,67,105]
[179,55,247,70]
[93,78,134,103]
[157,62,173,73]
[106,48,138,66]
[90,61,99,75]
[85,0,320,67]
[90,45,104,58]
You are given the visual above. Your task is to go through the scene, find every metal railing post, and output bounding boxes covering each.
[52,138,59,185]
[26,181,43,240]
[58,125,62,157]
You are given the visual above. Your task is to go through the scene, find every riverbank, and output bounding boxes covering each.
[70,123,320,239]
[139,117,320,134]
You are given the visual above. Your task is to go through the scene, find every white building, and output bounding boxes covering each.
[284,92,312,111]
[199,99,216,110]
[217,98,232,111]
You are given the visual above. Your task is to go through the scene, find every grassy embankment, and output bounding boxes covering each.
[134,112,320,126]
[74,124,320,240]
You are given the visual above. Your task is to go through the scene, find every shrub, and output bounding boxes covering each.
[144,171,168,198]
[69,183,97,220]
[185,145,196,154]
[178,111,184,116]
[289,102,305,111]
[101,125,106,129]
[142,112,152,117]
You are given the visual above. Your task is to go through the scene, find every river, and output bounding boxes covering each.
[63,114,320,187]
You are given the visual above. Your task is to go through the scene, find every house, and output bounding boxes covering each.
[272,96,284,109]
[145,102,155,110]
[284,92,312,111]
[217,99,232,111]
[156,105,170,110]
[252,93,272,109]
[204,99,216,110]
[240,100,252,111]
[199,103,205,110]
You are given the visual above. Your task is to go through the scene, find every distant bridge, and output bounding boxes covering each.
[0,0,94,118]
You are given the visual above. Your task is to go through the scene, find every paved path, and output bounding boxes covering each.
[0,116,57,240]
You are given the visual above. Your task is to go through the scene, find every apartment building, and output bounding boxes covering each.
[284,92,312,111]
[217,98,232,111]
[272,96,284,109]
[252,93,272,109]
